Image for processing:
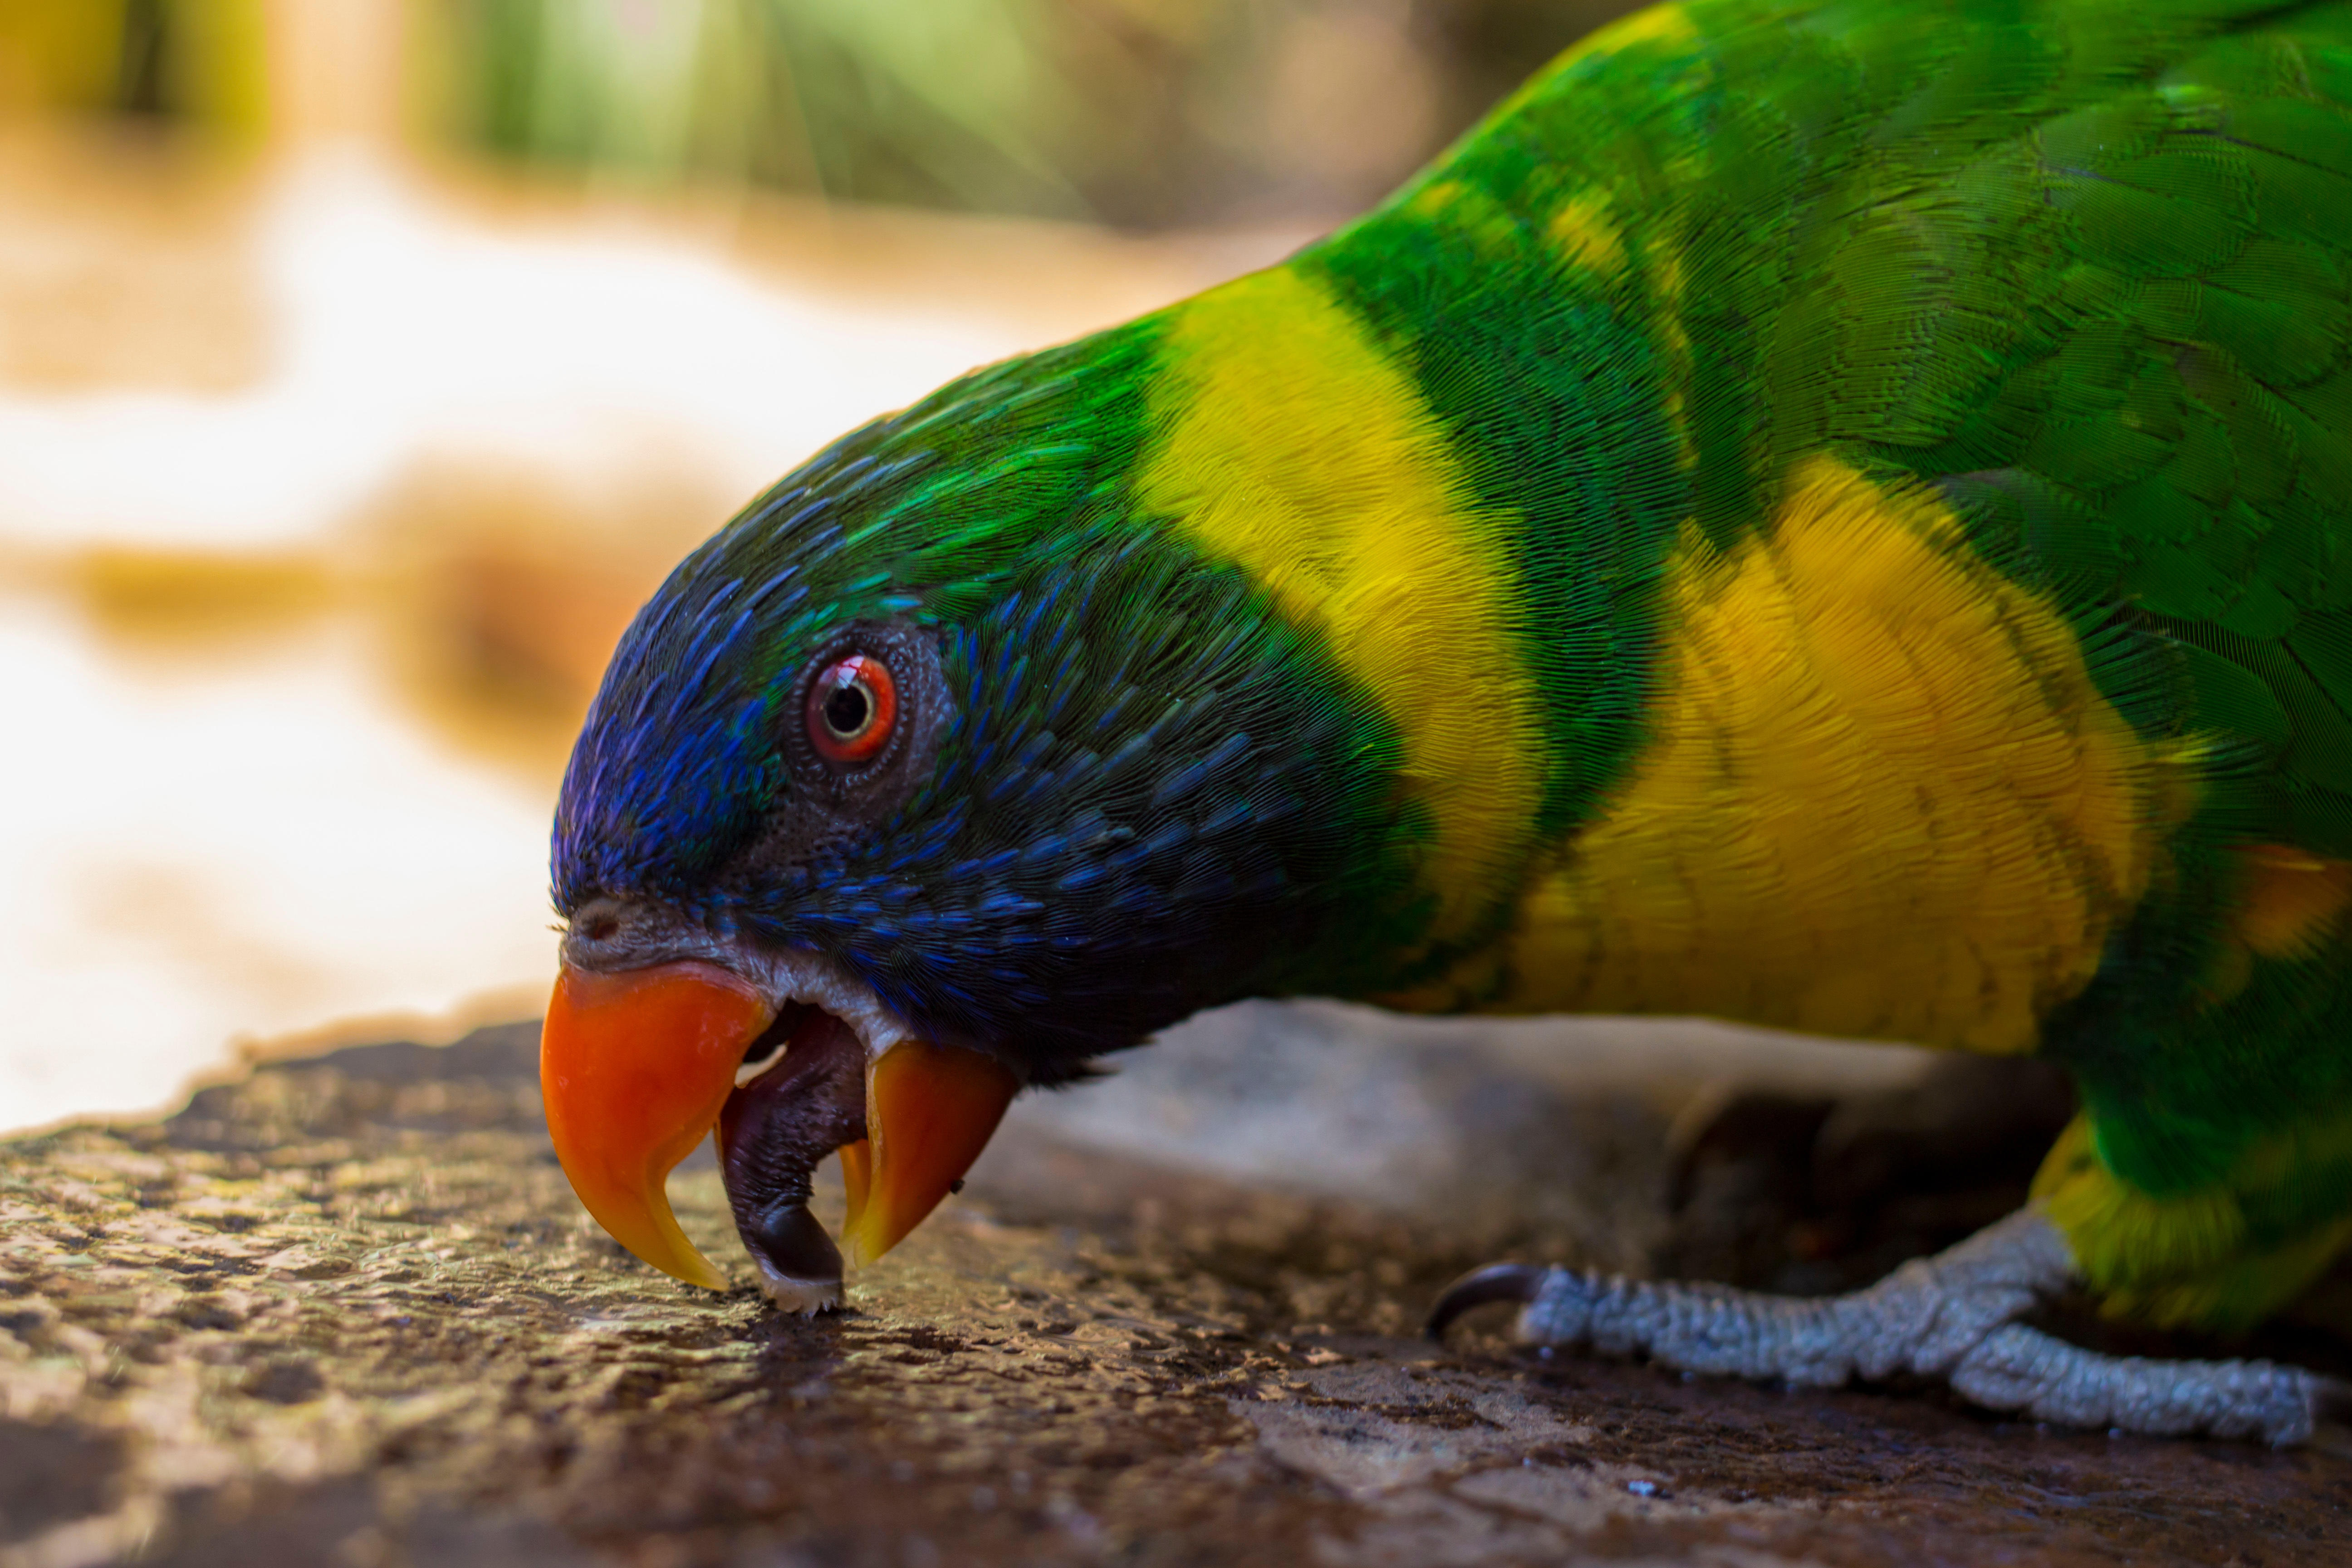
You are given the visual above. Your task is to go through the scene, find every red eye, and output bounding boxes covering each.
[806,653,897,764]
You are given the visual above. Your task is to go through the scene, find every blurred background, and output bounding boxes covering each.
[0,0,1630,1132]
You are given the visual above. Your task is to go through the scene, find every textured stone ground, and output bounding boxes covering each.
[4,1013,2350,1567]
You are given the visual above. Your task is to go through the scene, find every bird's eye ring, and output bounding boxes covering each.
[806,653,897,765]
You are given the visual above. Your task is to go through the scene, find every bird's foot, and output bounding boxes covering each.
[1430,1206,2343,1444]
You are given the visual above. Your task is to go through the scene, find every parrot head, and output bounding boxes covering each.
[540,325,1419,1308]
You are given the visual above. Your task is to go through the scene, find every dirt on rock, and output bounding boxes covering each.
[3,1015,2350,1568]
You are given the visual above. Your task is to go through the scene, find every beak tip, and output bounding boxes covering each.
[841,1212,900,1272]
[676,1255,730,1293]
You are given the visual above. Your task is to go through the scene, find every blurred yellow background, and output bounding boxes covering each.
[0,0,1620,1132]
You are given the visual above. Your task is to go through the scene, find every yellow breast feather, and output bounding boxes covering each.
[1450,456,2175,1053]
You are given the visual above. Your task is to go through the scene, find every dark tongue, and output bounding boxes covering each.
[715,1007,868,1308]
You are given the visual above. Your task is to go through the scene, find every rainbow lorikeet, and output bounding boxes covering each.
[540,0,2352,1442]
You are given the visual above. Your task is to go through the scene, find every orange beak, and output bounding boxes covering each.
[838,1039,1019,1266]
[540,961,770,1288]
[539,960,1019,1294]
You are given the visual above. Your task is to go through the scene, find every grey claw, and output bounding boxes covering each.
[1426,1264,1548,1340]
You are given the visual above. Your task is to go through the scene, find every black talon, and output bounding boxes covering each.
[1425,1263,1547,1341]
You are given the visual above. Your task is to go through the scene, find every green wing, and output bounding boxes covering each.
[1507,0,2352,850]
[1784,0,2352,847]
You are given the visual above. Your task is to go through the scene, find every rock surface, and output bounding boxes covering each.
[4,1012,2351,1567]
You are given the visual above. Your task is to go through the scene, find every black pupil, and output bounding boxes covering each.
[823,680,871,738]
